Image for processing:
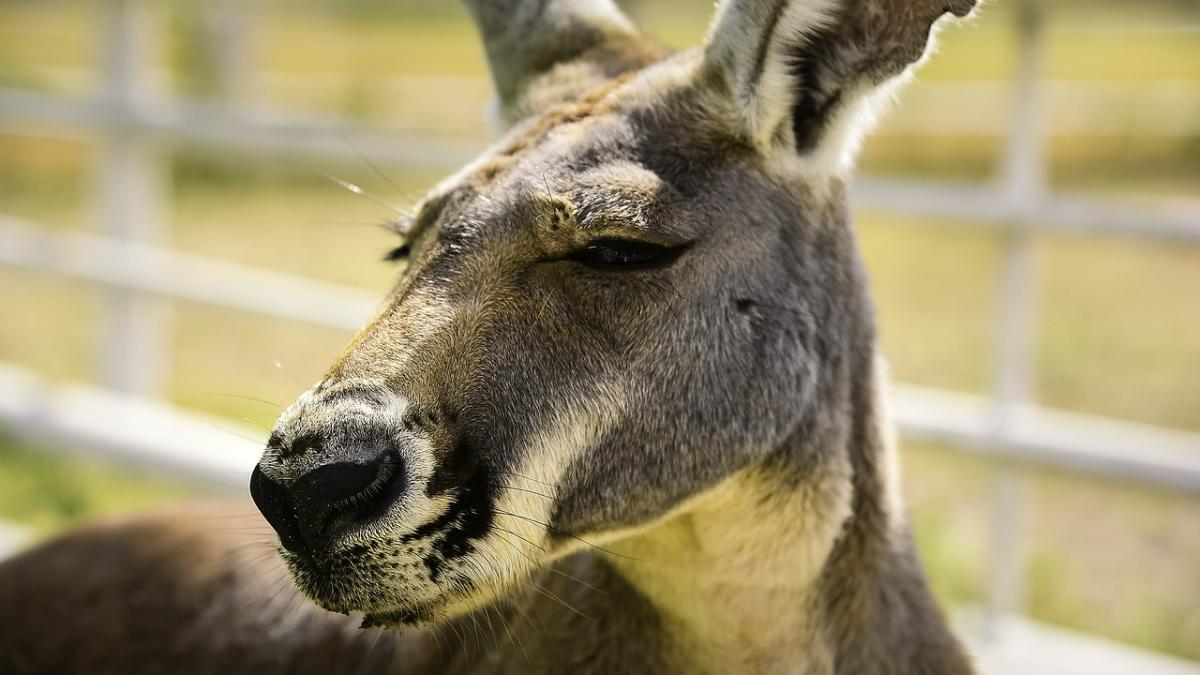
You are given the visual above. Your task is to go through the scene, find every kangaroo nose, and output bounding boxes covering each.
[250,452,406,555]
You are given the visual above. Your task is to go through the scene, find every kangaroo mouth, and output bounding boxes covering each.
[279,467,506,626]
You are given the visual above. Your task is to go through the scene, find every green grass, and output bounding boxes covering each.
[1,0,1198,662]
[903,443,1200,660]
[0,434,211,536]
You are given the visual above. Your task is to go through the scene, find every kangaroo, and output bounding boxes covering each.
[0,0,979,673]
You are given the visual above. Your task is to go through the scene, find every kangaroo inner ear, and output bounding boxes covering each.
[463,0,667,129]
[702,0,976,170]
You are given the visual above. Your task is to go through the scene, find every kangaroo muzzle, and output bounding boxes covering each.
[251,380,423,557]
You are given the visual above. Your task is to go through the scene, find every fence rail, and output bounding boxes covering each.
[0,85,481,170]
[1,0,1199,668]
[3,215,1199,494]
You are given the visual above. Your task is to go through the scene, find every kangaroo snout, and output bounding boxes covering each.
[250,451,406,555]
[251,381,422,556]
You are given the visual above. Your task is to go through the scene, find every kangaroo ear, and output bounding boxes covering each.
[463,0,665,129]
[702,0,976,171]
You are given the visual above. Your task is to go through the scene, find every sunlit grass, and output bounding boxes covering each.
[1038,235,1200,430]
[904,442,1200,660]
[0,434,210,536]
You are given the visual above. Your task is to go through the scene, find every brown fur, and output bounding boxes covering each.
[0,505,431,674]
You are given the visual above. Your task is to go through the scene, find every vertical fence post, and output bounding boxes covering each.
[97,0,168,397]
[198,0,254,103]
[986,0,1046,640]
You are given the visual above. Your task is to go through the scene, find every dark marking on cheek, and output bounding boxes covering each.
[424,553,445,582]
[735,298,758,313]
[267,431,285,449]
[344,543,372,557]
[429,468,496,578]
[410,462,497,585]
[400,502,460,544]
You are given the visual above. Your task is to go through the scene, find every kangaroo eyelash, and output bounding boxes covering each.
[380,215,416,263]
[383,243,411,262]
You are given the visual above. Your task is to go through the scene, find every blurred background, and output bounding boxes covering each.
[0,0,1198,672]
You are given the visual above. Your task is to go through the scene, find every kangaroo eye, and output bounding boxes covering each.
[569,238,687,271]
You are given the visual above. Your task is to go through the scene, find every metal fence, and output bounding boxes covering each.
[1,0,1199,669]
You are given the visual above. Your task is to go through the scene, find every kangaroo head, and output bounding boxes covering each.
[251,0,975,627]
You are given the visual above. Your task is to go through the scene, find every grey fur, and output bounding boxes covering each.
[0,1,978,673]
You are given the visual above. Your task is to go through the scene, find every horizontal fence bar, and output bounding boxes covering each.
[6,211,1195,369]
[3,216,1199,493]
[0,363,260,490]
[958,611,1200,675]
[893,384,1200,494]
[0,87,480,169]
[0,216,379,330]
[853,179,1200,243]
[2,361,1198,495]
[1,89,1198,242]
[10,74,1200,138]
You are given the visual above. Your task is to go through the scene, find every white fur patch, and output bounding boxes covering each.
[704,0,962,191]
[873,354,907,534]
[417,379,628,620]
[705,0,842,149]
[489,379,628,566]
[599,465,852,673]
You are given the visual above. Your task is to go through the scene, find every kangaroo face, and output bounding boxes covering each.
[250,0,975,627]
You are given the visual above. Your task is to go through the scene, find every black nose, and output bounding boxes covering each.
[250,453,405,555]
